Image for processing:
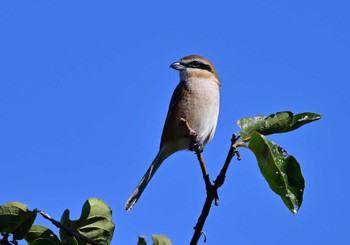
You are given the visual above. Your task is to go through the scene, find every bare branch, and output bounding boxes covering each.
[180,118,211,190]
[179,118,242,244]
[189,133,241,245]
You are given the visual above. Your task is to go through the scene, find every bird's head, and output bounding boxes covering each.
[170,55,221,87]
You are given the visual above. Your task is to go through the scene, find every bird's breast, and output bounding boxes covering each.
[160,76,220,153]
[182,78,220,143]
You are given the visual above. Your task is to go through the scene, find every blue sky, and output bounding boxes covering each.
[1,1,349,244]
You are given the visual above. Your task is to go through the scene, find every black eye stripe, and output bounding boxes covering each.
[191,61,200,67]
[184,61,213,72]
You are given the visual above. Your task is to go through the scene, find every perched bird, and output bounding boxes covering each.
[125,55,221,211]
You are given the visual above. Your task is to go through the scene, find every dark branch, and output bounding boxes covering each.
[179,118,241,244]
[0,233,15,245]
[180,118,211,191]
[39,211,104,245]
[191,132,241,245]
[213,134,241,190]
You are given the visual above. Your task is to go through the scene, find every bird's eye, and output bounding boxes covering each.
[191,61,200,68]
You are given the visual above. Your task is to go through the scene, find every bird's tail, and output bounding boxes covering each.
[125,147,170,211]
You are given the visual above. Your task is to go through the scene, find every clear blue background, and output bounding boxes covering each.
[1,1,348,244]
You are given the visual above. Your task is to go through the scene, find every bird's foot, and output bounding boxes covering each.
[189,137,203,153]
[180,118,203,152]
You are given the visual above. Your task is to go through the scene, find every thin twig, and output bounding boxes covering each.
[213,134,241,190]
[180,118,212,191]
[194,149,212,192]
[39,211,104,245]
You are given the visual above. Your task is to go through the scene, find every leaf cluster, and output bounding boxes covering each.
[0,198,115,245]
[237,111,321,213]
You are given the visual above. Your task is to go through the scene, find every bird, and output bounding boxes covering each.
[125,55,221,211]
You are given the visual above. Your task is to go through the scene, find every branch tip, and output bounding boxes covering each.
[201,231,207,243]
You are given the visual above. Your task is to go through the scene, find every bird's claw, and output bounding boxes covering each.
[189,138,203,152]
[180,117,203,152]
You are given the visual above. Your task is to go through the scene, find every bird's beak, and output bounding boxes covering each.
[170,61,186,70]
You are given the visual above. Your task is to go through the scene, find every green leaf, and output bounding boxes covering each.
[0,202,37,240]
[25,225,61,245]
[248,132,305,214]
[137,236,147,245]
[60,198,115,245]
[152,235,172,245]
[283,112,322,133]
[61,237,79,245]
[238,111,322,141]
[29,238,62,245]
